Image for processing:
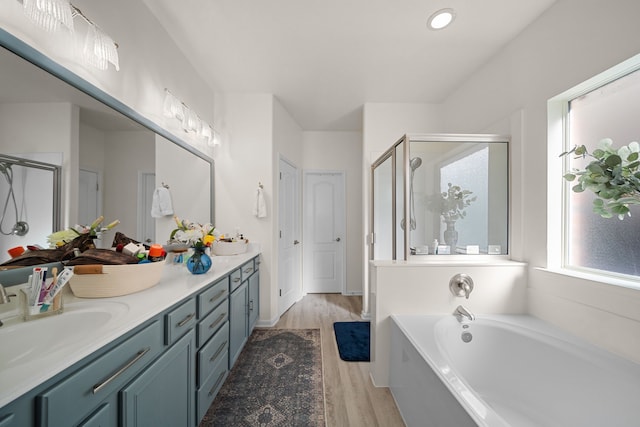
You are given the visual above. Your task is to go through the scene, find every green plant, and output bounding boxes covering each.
[427,183,476,223]
[561,138,640,219]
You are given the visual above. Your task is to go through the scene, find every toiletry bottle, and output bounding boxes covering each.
[432,239,439,255]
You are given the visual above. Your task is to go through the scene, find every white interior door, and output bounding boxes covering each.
[278,158,301,316]
[303,171,345,293]
[79,168,100,227]
[138,172,156,244]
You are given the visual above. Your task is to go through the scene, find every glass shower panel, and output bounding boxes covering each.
[409,138,508,255]
[373,155,393,260]
[395,141,405,259]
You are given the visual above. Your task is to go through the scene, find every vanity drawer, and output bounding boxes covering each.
[240,260,255,282]
[197,321,229,386]
[37,320,163,427]
[197,276,228,317]
[197,301,228,347]
[196,349,229,422]
[229,268,242,292]
[165,299,197,345]
[254,256,261,272]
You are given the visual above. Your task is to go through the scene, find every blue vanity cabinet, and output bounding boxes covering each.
[229,256,261,368]
[78,403,112,427]
[36,319,164,427]
[248,261,260,335]
[0,396,30,427]
[0,254,260,427]
[195,277,230,423]
[120,329,196,427]
[229,280,248,368]
[165,298,197,345]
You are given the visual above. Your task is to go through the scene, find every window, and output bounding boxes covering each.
[563,66,640,279]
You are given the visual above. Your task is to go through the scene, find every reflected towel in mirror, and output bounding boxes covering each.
[151,186,174,218]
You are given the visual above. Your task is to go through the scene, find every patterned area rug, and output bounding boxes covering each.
[200,329,325,427]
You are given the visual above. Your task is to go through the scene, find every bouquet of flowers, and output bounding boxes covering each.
[47,216,120,247]
[169,216,215,248]
[427,183,476,223]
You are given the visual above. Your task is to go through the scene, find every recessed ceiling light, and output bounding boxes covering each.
[427,8,456,30]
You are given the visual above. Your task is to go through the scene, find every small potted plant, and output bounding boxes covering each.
[561,138,640,219]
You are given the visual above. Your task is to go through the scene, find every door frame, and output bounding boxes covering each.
[137,171,156,244]
[302,170,347,295]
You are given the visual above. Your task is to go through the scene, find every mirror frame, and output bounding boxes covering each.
[0,28,215,285]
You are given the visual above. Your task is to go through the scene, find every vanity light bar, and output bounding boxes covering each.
[18,0,119,71]
[163,89,218,145]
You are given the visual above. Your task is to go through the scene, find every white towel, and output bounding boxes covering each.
[151,187,174,218]
[253,187,267,218]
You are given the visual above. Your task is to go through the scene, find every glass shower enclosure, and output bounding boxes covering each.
[371,134,509,260]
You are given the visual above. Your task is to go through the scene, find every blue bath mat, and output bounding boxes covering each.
[333,321,370,362]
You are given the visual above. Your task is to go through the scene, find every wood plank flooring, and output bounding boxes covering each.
[273,293,405,427]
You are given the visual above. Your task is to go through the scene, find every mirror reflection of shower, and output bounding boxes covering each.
[401,157,422,231]
[0,161,29,236]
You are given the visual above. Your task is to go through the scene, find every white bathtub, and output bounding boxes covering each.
[389,314,640,427]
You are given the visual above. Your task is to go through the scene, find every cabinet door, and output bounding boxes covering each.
[78,402,113,427]
[248,271,259,335]
[229,282,248,369]
[120,330,195,427]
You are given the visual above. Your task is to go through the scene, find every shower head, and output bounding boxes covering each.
[410,157,422,171]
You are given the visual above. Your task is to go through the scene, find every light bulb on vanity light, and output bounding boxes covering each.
[23,0,75,32]
[163,89,185,121]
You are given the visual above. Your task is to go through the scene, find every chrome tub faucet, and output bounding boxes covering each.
[454,305,475,323]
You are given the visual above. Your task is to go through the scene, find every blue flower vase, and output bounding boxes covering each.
[187,246,212,275]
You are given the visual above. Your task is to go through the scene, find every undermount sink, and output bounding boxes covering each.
[0,301,129,368]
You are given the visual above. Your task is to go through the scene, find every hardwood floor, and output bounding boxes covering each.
[273,293,405,427]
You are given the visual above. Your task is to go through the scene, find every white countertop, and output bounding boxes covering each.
[0,250,260,408]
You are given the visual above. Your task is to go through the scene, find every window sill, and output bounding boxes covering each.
[536,266,640,292]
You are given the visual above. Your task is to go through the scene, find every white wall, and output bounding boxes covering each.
[215,93,276,324]
[442,0,640,363]
[303,131,363,294]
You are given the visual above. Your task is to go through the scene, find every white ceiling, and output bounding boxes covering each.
[143,0,557,131]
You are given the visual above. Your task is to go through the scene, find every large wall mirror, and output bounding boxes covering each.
[0,31,214,267]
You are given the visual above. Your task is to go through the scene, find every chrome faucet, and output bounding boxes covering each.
[454,305,475,323]
[449,274,474,299]
[0,284,17,327]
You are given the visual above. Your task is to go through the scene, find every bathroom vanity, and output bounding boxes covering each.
[0,252,260,427]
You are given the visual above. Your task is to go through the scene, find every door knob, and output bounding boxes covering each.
[293,240,300,245]
[335,237,341,242]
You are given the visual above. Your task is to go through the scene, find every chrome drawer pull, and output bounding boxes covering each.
[177,312,195,327]
[208,371,226,397]
[209,340,228,362]
[232,277,241,283]
[209,313,226,330]
[208,290,226,304]
[92,347,150,394]
[243,267,253,274]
